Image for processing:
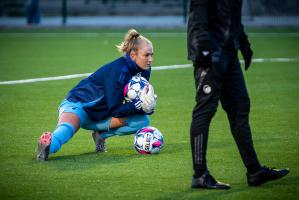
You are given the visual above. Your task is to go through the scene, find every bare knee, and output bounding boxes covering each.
[109,117,127,129]
[58,112,80,131]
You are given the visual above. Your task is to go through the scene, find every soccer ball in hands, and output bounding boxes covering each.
[123,75,149,102]
[134,126,164,154]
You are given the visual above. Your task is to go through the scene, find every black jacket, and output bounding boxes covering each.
[187,0,250,61]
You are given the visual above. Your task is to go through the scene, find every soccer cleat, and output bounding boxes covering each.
[92,131,107,153]
[191,171,231,189]
[247,166,290,186]
[36,132,52,161]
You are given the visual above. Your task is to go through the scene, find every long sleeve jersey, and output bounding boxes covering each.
[65,54,151,122]
[187,0,250,61]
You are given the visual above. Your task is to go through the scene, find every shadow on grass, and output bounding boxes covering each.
[154,174,298,200]
[54,151,139,167]
[154,187,244,200]
[29,142,189,170]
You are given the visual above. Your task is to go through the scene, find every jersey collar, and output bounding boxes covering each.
[124,53,141,72]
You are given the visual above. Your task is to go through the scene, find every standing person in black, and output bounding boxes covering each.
[187,0,289,189]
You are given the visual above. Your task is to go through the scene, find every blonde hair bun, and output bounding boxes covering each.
[116,29,152,55]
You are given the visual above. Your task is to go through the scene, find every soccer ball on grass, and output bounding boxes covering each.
[134,126,164,154]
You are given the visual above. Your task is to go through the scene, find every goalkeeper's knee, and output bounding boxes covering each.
[100,115,150,139]
[126,114,150,130]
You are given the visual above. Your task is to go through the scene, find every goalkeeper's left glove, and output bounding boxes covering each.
[140,84,157,114]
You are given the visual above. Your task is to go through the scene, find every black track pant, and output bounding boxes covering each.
[190,49,261,177]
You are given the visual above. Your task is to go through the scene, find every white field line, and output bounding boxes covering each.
[1,32,299,38]
[0,73,92,85]
[0,57,298,85]
[0,32,187,38]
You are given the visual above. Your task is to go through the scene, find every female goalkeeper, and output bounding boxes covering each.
[36,29,157,161]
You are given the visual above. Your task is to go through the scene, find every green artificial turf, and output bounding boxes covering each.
[0,28,298,200]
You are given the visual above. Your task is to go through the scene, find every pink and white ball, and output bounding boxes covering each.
[123,75,149,102]
[134,127,164,154]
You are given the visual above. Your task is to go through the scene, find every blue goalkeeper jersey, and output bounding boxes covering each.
[65,54,151,121]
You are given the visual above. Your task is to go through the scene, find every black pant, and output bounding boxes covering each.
[190,49,261,177]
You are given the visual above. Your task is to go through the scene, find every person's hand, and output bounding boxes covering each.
[240,45,253,71]
[195,48,212,69]
[139,85,157,114]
